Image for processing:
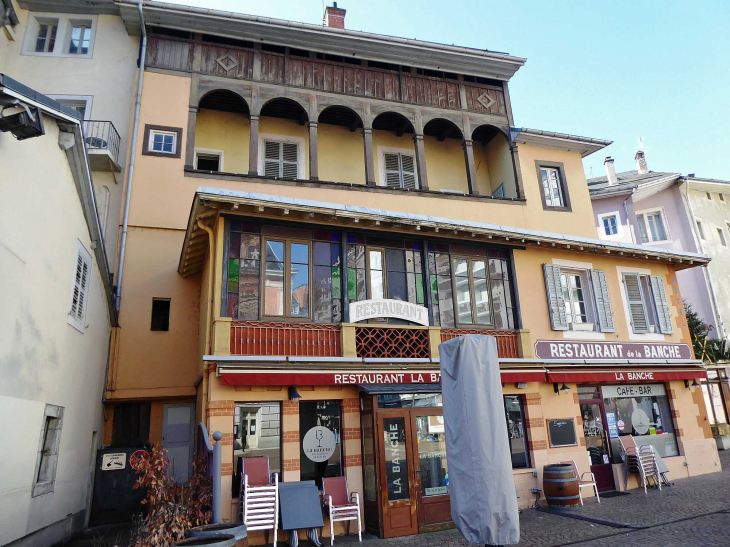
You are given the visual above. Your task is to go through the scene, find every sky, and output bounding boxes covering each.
[165,0,729,180]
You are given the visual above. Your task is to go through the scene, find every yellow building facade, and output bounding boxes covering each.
[98,2,720,542]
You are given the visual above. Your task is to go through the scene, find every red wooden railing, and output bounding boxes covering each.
[440,329,520,358]
[230,321,341,357]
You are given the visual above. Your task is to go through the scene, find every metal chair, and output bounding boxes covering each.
[240,457,279,545]
[322,476,361,545]
[562,459,600,504]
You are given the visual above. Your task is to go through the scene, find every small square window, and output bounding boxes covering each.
[718,228,727,247]
[720,194,725,202]
[151,298,171,331]
[707,192,712,200]
[603,215,618,236]
[697,221,706,240]
[68,20,92,55]
[150,131,177,154]
[195,151,222,171]
[143,125,182,158]
[35,19,58,52]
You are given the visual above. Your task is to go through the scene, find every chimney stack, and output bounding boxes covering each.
[635,150,649,174]
[604,156,617,186]
[325,2,346,29]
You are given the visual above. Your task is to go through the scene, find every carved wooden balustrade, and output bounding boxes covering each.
[230,321,341,357]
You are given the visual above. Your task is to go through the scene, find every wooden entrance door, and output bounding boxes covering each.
[377,411,418,538]
[410,409,451,532]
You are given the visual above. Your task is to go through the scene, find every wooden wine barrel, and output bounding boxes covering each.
[543,464,580,507]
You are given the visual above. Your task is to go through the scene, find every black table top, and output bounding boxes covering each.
[279,481,325,530]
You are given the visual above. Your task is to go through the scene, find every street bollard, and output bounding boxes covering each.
[212,430,222,524]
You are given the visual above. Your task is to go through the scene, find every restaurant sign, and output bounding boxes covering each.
[535,340,692,361]
[349,299,429,326]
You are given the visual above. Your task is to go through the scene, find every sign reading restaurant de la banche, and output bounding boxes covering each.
[534,340,693,361]
[349,299,429,327]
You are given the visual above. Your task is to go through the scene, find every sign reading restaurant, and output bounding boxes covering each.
[534,340,693,361]
[349,299,429,326]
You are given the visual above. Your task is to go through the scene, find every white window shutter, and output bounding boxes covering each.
[650,275,674,334]
[590,269,615,332]
[281,142,298,180]
[263,140,281,178]
[623,273,649,333]
[400,154,417,190]
[384,153,401,189]
[543,264,568,330]
[68,243,91,332]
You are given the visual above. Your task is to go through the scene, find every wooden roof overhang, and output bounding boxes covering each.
[178,187,711,278]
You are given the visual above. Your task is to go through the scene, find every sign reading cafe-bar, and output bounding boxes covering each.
[534,340,693,361]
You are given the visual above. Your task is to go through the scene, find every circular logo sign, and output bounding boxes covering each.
[617,419,625,432]
[302,426,336,463]
[129,450,150,471]
[631,409,650,435]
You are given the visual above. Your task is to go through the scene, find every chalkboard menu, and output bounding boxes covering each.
[547,419,577,448]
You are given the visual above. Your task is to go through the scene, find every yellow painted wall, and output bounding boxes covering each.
[318,123,366,184]
[372,129,416,187]
[423,135,468,193]
[195,109,250,174]
[472,143,493,195]
[485,134,518,198]
[259,117,309,178]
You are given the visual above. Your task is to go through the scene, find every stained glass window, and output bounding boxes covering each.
[226,223,261,320]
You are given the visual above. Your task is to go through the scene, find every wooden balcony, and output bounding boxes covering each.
[230,321,341,357]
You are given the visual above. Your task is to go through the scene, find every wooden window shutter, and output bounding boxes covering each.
[650,275,674,334]
[400,154,417,190]
[68,244,91,332]
[384,153,401,189]
[543,264,568,330]
[590,269,615,332]
[622,273,649,333]
[281,142,298,180]
[263,140,281,178]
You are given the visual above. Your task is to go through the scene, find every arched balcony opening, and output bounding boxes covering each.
[422,118,467,193]
[317,106,365,184]
[372,112,417,189]
[472,124,518,198]
[195,90,250,173]
[258,98,310,180]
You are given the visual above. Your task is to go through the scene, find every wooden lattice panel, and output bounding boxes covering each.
[440,329,520,358]
[355,327,430,359]
[230,321,341,356]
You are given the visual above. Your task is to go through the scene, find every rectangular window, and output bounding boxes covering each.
[195,150,222,171]
[68,241,91,333]
[720,194,725,202]
[264,239,310,318]
[602,215,618,236]
[560,270,590,325]
[504,396,529,468]
[299,401,342,488]
[622,273,672,334]
[149,130,177,154]
[636,210,669,243]
[313,240,342,323]
[151,298,171,331]
[540,167,564,207]
[428,252,455,328]
[602,384,678,461]
[67,20,92,55]
[718,228,727,247]
[453,257,491,325]
[702,371,728,425]
[233,402,281,497]
[35,19,58,52]
[111,402,151,446]
[707,192,712,200]
[264,140,298,180]
[697,220,706,240]
[383,152,417,190]
[33,404,64,497]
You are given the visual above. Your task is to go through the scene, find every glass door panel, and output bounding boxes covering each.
[580,401,616,492]
[383,416,410,501]
[415,415,448,497]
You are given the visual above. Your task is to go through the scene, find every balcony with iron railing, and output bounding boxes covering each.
[82,120,121,172]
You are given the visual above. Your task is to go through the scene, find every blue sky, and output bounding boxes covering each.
[168,0,729,180]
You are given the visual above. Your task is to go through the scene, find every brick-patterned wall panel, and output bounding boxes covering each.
[282,400,299,416]
[342,398,360,414]
[207,400,235,417]
[528,440,547,451]
[344,454,363,467]
[283,458,301,472]
[282,431,300,443]
[525,393,541,406]
[221,462,233,476]
[343,427,361,440]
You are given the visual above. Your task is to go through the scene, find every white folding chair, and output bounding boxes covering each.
[240,457,279,546]
[563,459,600,504]
[322,476,361,545]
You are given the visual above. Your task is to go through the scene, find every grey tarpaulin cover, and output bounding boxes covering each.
[440,335,520,545]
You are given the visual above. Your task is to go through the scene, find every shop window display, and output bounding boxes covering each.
[299,400,342,488]
[232,402,281,496]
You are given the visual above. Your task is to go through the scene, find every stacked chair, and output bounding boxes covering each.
[618,436,662,493]
[322,476,362,545]
[240,457,279,546]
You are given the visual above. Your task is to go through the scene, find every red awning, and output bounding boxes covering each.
[547,368,707,383]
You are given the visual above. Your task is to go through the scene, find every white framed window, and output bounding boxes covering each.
[377,146,418,189]
[68,241,92,333]
[258,133,305,180]
[194,148,224,171]
[149,130,177,154]
[697,219,706,240]
[33,404,64,497]
[48,95,93,120]
[718,227,727,247]
[621,272,673,335]
[22,13,97,58]
[540,167,565,207]
[597,211,623,240]
[636,207,670,243]
[559,269,593,328]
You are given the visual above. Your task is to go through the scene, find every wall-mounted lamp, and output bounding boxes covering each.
[516,382,528,390]
[684,379,700,389]
[553,382,570,394]
[288,385,302,403]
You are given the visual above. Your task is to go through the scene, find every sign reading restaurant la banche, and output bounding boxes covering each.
[534,340,693,361]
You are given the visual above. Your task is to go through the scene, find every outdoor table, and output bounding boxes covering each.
[278,480,324,547]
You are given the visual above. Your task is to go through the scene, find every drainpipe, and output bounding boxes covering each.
[197,218,216,432]
[623,188,636,244]
[115,1,147,313]
[682,181,726,343]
